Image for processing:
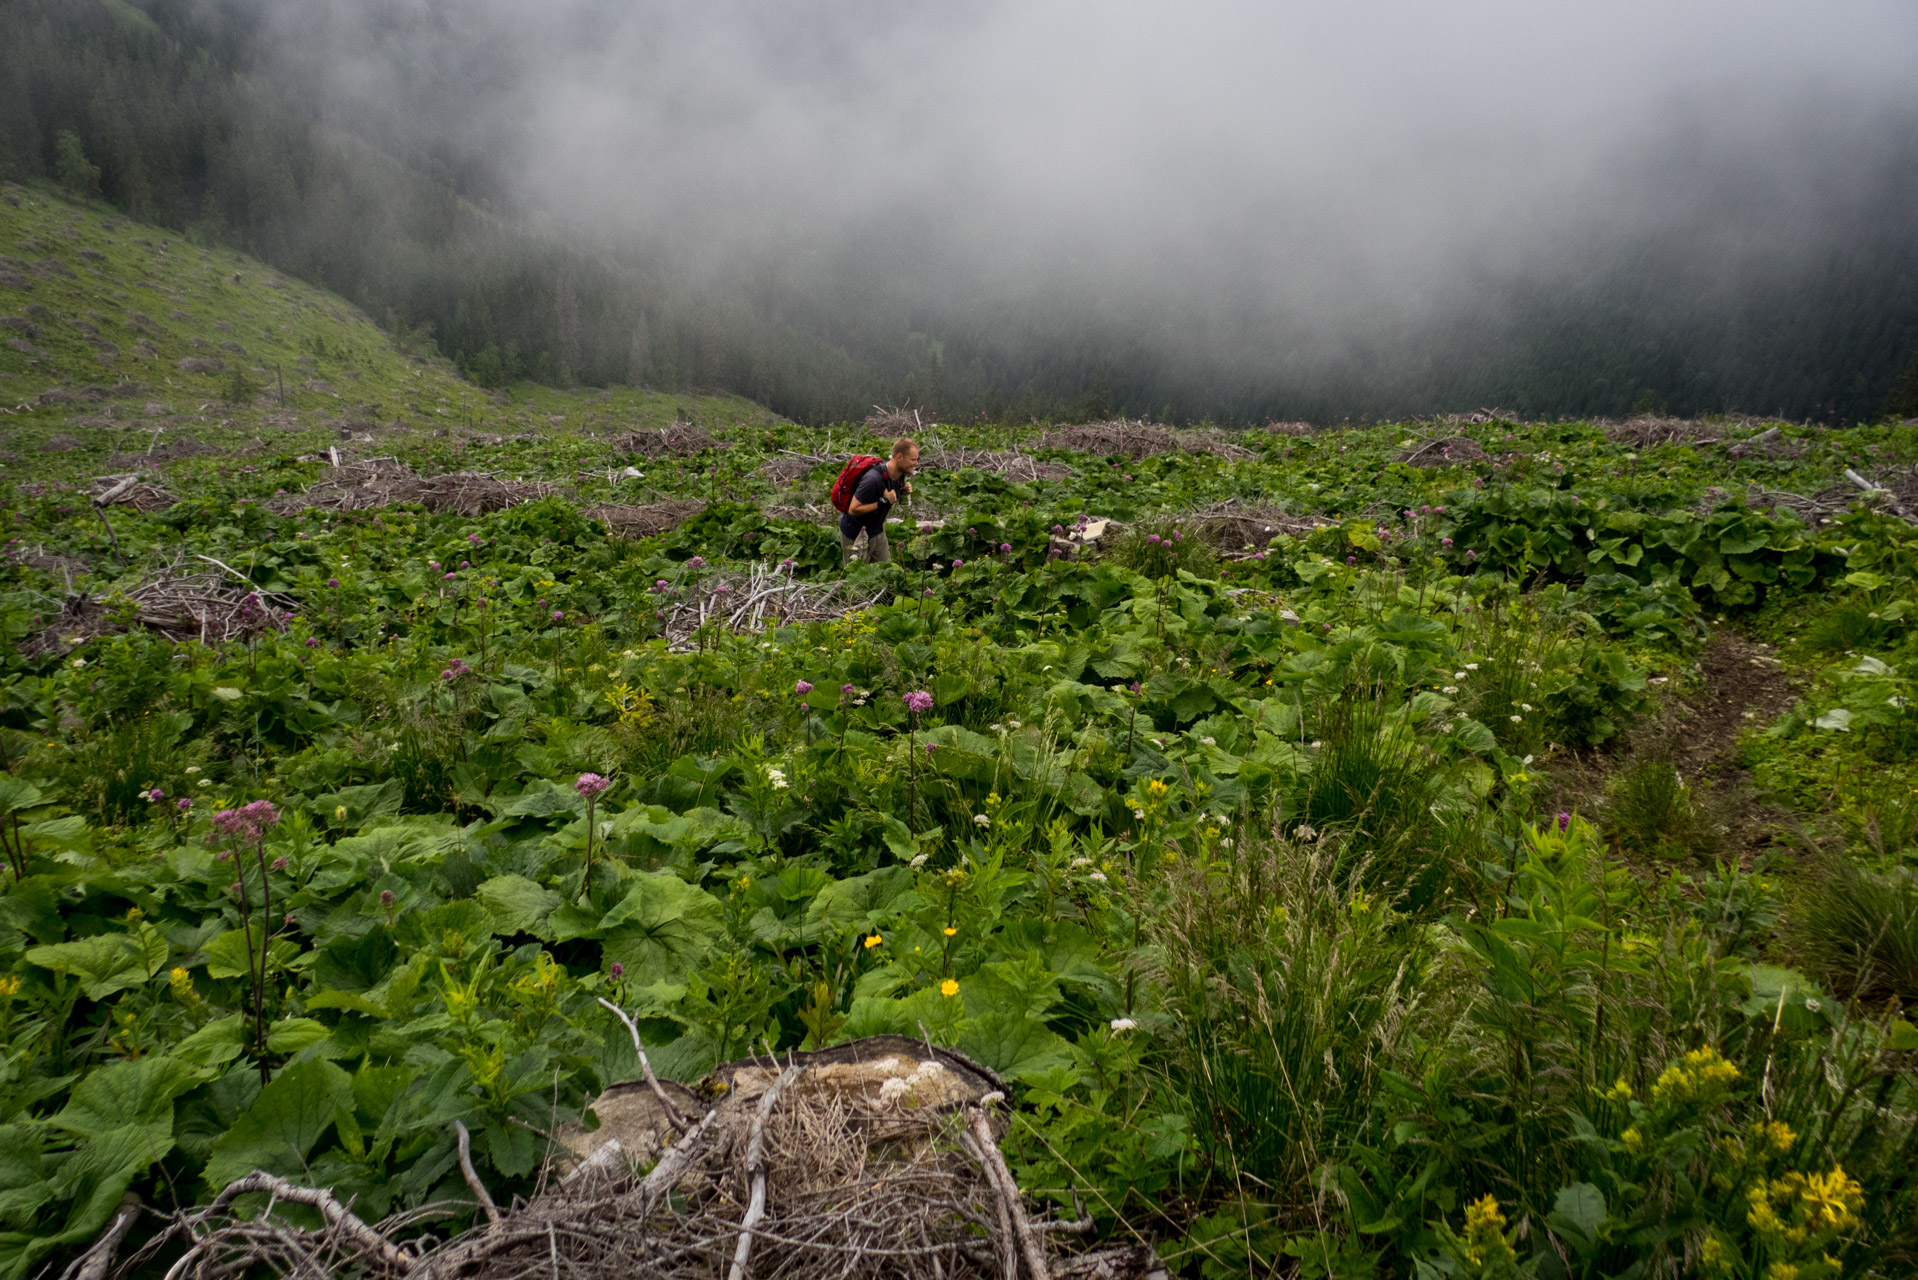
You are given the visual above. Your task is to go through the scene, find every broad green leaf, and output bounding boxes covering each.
[808,866,914,935]
[25,924,168,1001]
[0,778,45,815]
[1813,708,1854,732]
[173,1015,248,1070]
[477,875,563,940]
[203,1059,352,1189]
[1547,1182,1607,1248]
[597,872,726,984]
[266,1018,330,1053]
[957,1013,1072,1082]
[51,1056,204,1138]
[204,928,299,981]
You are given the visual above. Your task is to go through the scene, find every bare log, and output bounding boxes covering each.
[968,1109,1051,1280]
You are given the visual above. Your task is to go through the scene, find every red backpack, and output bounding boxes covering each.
[830,455,886,514]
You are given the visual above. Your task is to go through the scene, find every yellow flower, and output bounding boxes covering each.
[1146,779,1169,796]
[864,934,883,949]
[1765,1265,1798,1280]
[940,979,959,997]
[1603,1077,1634,1104]
[1459,1195,1515,1270]
[943,926,957,937]
[0,976,21,1000]
[334,805,348,821]
[1652,1045,1741,1109]
[1622,1127,1644,1153]
[1697,1235,1734,1276]
[1753,1119,1796,1154]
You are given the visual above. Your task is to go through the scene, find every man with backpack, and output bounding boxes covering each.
[833,437,919,565]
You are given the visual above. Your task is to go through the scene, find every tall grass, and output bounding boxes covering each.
[1795,857,1918,1004]
[1300,687,1452,900]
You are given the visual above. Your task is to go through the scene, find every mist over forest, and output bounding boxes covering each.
[4,0,1917,424]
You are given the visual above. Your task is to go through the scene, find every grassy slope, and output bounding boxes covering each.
[0,181,784,488]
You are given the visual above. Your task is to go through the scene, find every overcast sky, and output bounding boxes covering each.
[264,0,1918,404]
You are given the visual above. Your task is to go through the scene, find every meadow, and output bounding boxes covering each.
[5,183,1918,1279]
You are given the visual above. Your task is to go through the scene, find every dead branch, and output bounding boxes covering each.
[202,1171,413,1273]
[727,1064,802,1280]
[58,1192,139,1280]
[595,996,694,1132]
[456,1121,503,1226]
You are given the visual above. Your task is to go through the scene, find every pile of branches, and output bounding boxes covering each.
[91,474,179,513]
[758,452,829,485]
[1181,502,1330,551]
[865,406,928,436]
[660,561,888,650]
[917,445,1075,482]
[25,556,294,655]
[586,500,707,538]
[615,421,729,458]
[1394,434,1489,468]
[1034,420,1254,461]
[1261,421,1314,436]
[1601,417,1723,449]
[111,1035,1150,1280]
[272,461,568,517]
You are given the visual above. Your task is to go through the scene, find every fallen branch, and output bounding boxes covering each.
[596,996,695,1132]
[201,1171,413,1273]
[58,1193,140,1280]
[727,1064,802,1280]
[454,1121,502,1226]
[967,1109,1050,1280]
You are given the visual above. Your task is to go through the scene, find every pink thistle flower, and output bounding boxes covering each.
[575,772,611,800]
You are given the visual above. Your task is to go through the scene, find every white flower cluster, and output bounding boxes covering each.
[1109,1017,1137,1033]
[876,1057,949,1108]
[973,813,991,827]
[766,767,789,791]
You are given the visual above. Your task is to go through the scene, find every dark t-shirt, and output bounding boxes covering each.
[840,461,900,538]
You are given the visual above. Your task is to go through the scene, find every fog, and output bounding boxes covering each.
[249,0,1918,418]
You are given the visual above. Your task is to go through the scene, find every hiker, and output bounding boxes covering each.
[837,437,919,564]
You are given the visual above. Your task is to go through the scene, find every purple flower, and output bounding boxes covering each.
[1346,556,1358,566]
[951,559,964,569]
[1173,530,1183,541]
[441,669,455,680]
[379,889,395,906]
[444,572,456,580]
[904,690,935,715]
[714,583,732,595]
[653,579,670,592]
[609,961,625,979]
[467,533,482,545]
[178,797,193,812]
[1052,524,1064,534]
[460,560,470,568]
[780,558,796,569]
[842,684,856,696]
[229,881,243,895]
[328,577,341,589]
[923,741,938,755]
[795,680,814,695]
[305,636,320,648]
[147,787,165,802]
[1441,537,1454,548]
[1146,533,1160,545]
[1465,550,1478,560]
[551,609,564,620]
[1556,811,1572,832]
[1000,542,1012,553]
[799,700,809,710]
[576,772,611,800]
[967,527,976,535]
[429,561,440,570]
[271,856,288,870]
[688,556,707,569]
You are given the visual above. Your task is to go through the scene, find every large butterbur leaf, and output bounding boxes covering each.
[597,871,726,984]
[203,1059,353,1189]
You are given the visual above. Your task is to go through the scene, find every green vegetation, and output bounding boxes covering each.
[7,199,1918,1279]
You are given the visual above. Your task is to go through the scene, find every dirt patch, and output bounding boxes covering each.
[1550,631,1800,864]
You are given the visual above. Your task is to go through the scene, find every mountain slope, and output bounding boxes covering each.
[0,182,784,485]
